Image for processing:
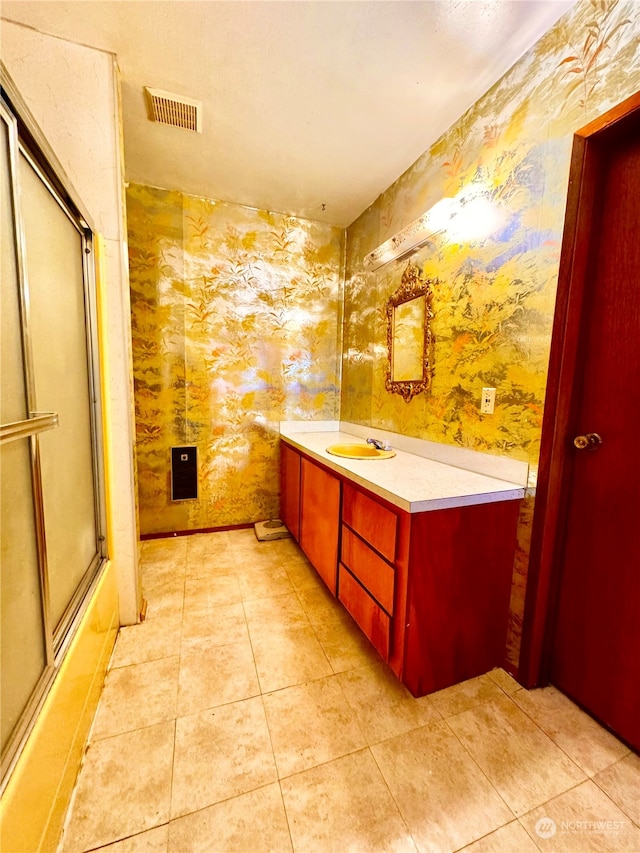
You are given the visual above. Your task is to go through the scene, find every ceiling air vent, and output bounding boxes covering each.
[145,87,202,133]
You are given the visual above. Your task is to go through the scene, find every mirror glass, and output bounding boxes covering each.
[392,296,426,381]
[386,263,435,402]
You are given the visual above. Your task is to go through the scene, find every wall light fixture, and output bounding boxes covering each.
[364,187,503,272]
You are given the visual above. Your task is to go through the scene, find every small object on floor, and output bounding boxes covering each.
[254,519,290,541]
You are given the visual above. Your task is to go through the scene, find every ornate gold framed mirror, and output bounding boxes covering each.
[386,263,435,402]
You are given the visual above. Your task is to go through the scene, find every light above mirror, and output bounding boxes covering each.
[365,198,455,271]
[365,186,504,271]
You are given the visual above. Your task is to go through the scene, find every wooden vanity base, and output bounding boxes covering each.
[280,440,521,697]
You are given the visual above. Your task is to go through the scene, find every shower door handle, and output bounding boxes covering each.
[0,412,59,445]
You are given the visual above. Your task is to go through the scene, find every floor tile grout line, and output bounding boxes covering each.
[440,710,519,824]
[241,593,267,697]
[448,819,528,853]
[168,553,188,829]
[364,709,522,850]
[333,662,375,746]
[365,743,421,852]
[238,540,376,784]
[512,775,640,850]
[515,815,547,853]
[290,575,358,677]
[81,825,170,853]
[440,692,619,825]
[166,718,178,840]
[88,550,183,842]
[243,572,336,695]
[174,536,262,828]
[168,779,292,838]
[276,778,297,853]
[333,683,447,752]
[504,685,616,780]
[89,657,182,744]
[274,743,378,785]
[585,770,640,831]
[265,676,371,782]
[257,691,284,792]
[260,668,352,699]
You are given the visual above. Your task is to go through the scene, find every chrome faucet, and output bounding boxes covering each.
[366,437,385,450]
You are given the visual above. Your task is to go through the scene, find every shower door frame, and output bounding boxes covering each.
[1,71,108,789]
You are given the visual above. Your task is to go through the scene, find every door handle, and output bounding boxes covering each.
[573,432,602,451]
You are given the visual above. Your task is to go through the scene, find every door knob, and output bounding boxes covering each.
[573,432,602,451]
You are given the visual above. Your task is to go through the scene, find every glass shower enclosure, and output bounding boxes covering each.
[1,86,107,788]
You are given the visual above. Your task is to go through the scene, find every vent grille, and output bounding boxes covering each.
[145,87,202,132]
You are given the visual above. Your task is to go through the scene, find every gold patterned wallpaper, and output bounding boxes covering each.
[127,0,638,669]
[342,0,639,668]
[127,184,343,535]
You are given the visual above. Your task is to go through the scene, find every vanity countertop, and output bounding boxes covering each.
[280,422,526,514]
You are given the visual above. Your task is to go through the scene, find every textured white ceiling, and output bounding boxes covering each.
[2,1,575,226]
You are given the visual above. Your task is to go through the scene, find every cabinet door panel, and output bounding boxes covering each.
[341,526,394,614]
[338,565,390,660]
[280,442,301,541]
[403,501,520,696]
[342,483,397,562]
[300,458,340,595]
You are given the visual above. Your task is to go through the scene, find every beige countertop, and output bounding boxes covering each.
[280,422,526,513]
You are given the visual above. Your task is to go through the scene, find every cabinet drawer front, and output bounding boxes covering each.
[338,565,390,661]
[341,526,394,614]
[342,483,397,562]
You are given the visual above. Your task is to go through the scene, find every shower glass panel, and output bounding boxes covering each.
[0,109,49,761]
[18,154,100,635]
[1,85,106,785]
[0,441,48,752]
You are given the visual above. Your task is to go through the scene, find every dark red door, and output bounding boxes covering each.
[551,108,640,750]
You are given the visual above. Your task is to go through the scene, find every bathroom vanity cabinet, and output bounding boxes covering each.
[279,438,522,697]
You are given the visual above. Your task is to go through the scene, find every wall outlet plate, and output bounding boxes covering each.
[481,387,496,414]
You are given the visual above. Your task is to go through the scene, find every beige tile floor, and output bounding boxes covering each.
[60,530,640,853]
